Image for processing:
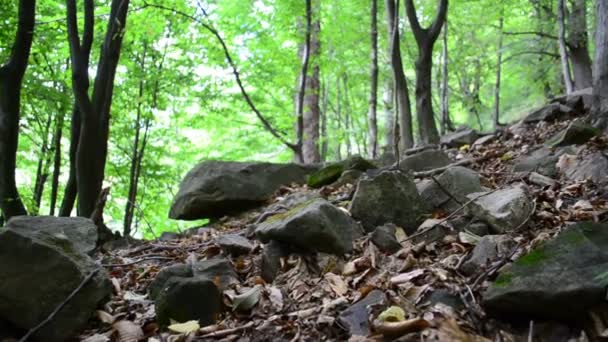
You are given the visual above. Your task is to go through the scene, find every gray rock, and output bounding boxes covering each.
[266,192,322,213]
[216,234,254,256]
[155,276,222,326]
[546,120,600,147]
[418,166,484,211]
[170,161,317,220]
[552,87,594,113]
[307,155,376,188]
[512,147,561,177]
[412,219,453,244]
[523,103,573,123]
[561,152,608,183]
[337,290,387,336]
[261,241,290,283]
[159,231,180,241]
[528,172,557,187]
[466,184,534,233]
[149,264,193,300]
[422,289,464,311]
[333,169,364,187]
[256,199,359,255]
[349,171,427,234]
[472,134,496,146]
[6,216,97,255]
[371,223,402,254]
[460,235,516,276]
[483,222,608,320]
[440,128,478,147]
[0,225,111,342]
[396,150,452,172]
[449,217,490,237]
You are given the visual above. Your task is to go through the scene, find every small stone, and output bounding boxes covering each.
[337,290,387,336]
[216,234,253,256]
[307,156,376,188]
[472,134,496,146]
[466,184,534,233]
[261,241,290,283]
[440,128,479,147]
[460,235,516,276]
[418,166,484,211]
[529,172,556,187]
[396,150,452,172]
[371,224,402,254]
[546,120,600,147]
[155,277,221,326]
[159,231,180,241]
[412,219,452,244]
[333,169,364,187]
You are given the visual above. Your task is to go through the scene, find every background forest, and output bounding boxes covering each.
[0,0,600,237]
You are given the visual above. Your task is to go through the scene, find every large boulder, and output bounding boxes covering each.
[396,150,452,173]
[512,147,573,177]
[559,152,608,183]
[466,184,534,233]
[546,120,599,147]
[256,199,360,255]
[523,103,573,123]
[418,166,485,211]
[440,128,478,147]
[0,220,111,341]
[349,171,428,233]
[307,155,376,188]
[170,161,317,220]
[483,222,608,320]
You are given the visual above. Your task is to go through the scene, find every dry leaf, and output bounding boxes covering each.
[378,306,406,322]
[390,269,425,285]
[232,285,262,311]
[168,320,200,334]
[372,318,430,338]
[96,310,115,324]
[112,320,144,342]
[325,272,348,296]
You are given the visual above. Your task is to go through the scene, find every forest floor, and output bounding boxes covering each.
[80,115,608,341]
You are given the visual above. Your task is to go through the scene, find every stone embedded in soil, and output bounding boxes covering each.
[216,233,254,256]
[460,235,516,276]
[349,171,428,234]
[261,240,291,283]
[523,103,573,123]
[546,120,600,147]
[466,184,534,233]
[371,223,402,254]
[440,127,479,147]
[418,166,484,211]
[307,155,376,188]
[256,198,360,255]
[396,149,452,172]
[559,152,608,183]
[411,219,453,244]
[528,172,557,187]
[512,147,567,177]
[337,290,387,336]
[155,276,222,326]
[0,223,111,342]
[483,222,608,320]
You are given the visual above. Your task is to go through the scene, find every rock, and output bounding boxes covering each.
[528,172,557,187]
[440,128,478,147]
[149,257,238,300]
[5,216,98,255]
[472,134,496,147]
[266,192,322,213]
[546,120,599,147]
[483,222,608,320]
[422,289,464,311]
[412,219,452,244]
[159,231,180,241]
[333,169,364,187]
[418,166,484,211]
[466,184,534,233]
[337,290,387,336]
[460,235,516,276]
[261,241,290,283]
[256,199,360,255]
[449,217,490,236]
[371,224,402,254]
[523,103,573,123]
[552,87,594,113]
[397,149,452,172]
[216,234,254,256]
[559,152,608,183]
[512,147,569,177]
[170,161,316,220]
[0,224,111,341]
[307,155,376,188]
[349,171,427,233]
[155,276,222,326]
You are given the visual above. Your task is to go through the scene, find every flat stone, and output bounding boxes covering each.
[349,171,428,234]
[440,128,479,147]
[473,134,496,146]
[483,222,608,320]
[216,234,253,256]
[528,172,557,187]
[523,103,573,123]
[418,166,484,211]
[371,223,402,254]
[546,120,600,147]
[337,290,387,336]
[460,235,516,276]
[155,276,222,326]
[560,152,608,183]
[396,150,452,172]
[512,147,561,177]
[466,184,534,233]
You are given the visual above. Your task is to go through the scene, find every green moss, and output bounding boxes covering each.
[307,164,344,188]
[515,248,551,267]
[560,229,587,246]
[263,198,319,224]
[494,272,514,287]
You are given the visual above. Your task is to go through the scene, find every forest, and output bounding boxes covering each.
[1,0,608,340]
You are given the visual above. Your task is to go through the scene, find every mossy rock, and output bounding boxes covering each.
[483,222,608,320]
[307,155,377,188]
[546,120,600,147]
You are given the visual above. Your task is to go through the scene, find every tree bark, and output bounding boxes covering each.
[382,79,395,153]
[320,80,328,161]
[440,21,452,134]
[404,0,447,145]
[567,0,593,90]
[49,107,65,216]
[295,0,313,163]
[494,14,504,129]
[558,0,574,94]
[342,75,353,157]
[59,106,81,216]
[386,0,414,151]
[32,111,54,214]
[368,0,379,158]
[302,6,321,164]
[67,0,131,218]
[0,0,35,220]
[593,0,608,127]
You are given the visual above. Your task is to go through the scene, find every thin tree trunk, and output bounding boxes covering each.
[295,0,313,163]
[494,14,504,129]
[567,0,593,90]
[59,107,81,216]
[368,0,379,158]
[320,80,328,161]
[49,108,65,216]
[593,0,608,128]
[440,21,451,134]
[32,111,54,214]
[558,0,574,94]
[383,79,395,153]
[335,77,342,160]
[386,0,414,151]
[0,0,35,220]
[342,75,353,157]
[302,5,321,164]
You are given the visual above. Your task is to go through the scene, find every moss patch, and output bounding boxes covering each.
[494,272,514,287]
[307,164,344,188]
[263,198,320,224]
[515,248,551,267]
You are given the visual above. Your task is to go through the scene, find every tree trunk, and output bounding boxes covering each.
[558,0,574,94]
[440,21,452,134]
[386,0,414,151]
[567,0,593,90]
[59,106,81,216]
[494,14,504,129]
[49,108,65,216]
[294,0,313,164]
[342,75,353,157]
[382,79,395,153]
[302,11,321,164]
[320,80,328,161]
[368,0,379,158]
[404,0,447,145]
[593,0,608,127]
[0,0,35,220]
[32,111,54,214]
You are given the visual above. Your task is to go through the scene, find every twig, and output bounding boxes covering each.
[19,270,99,342]
[413,156,491,178]
[528,320,534,342]
[471,242,523,290]
[102,256,174,267]
[197,321,254,339]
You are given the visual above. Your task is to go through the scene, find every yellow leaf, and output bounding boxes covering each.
[378,306,406,322]
[168,320,200,334]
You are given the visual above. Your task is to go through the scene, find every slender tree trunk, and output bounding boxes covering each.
[567,0,593,90]
[593,0,608,127]
[342,75,353,157]
[59,107,81,216]
[382,79,395,153]
[0,0,35,220]
[294,0,313,163]
[558,0,574,94]
[32,111,54,214]
[494,14,504,129]
[386,0,414,151]
[320,80,328,161]
[49,108,65,216]
[368,0,379,158]
[302,6,321,164]
[335,76,342,160]
[440,21,451,134]
[405,0,447,145]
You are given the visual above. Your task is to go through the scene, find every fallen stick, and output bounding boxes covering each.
[197,321,254,339]
[102,255,174,267]
[19,270,99,342]
[413,156,490,178]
